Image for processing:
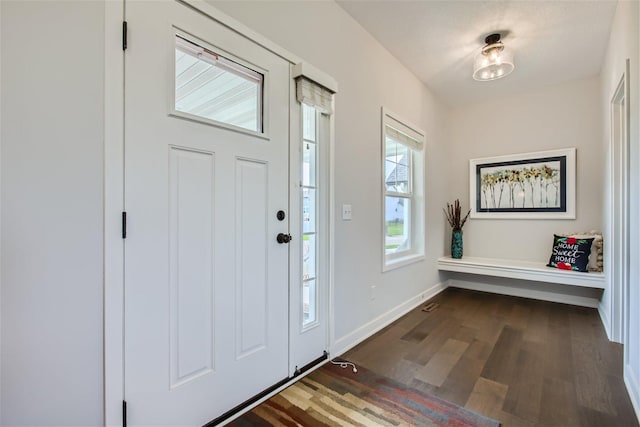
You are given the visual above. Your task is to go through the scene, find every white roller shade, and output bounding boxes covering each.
[384,112,424,151]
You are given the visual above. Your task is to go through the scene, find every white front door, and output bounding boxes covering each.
[123,1,290,424]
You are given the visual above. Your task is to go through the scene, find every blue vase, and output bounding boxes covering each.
[451,229,463,259]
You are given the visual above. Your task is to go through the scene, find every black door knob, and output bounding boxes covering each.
[277,233,292,244]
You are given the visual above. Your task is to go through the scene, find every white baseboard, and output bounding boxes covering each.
[448,278,600,308]
[624,363,640,423]
[598,301,613,341]
[330,281,447,357]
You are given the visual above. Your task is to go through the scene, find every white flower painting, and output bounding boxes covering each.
[469,148,576,219]
[479,160,561,209]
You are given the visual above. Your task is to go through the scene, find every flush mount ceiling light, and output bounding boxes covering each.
[473,33,515,81]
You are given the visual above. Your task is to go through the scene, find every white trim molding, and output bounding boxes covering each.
[598,302,612,341]
[608,62,631,344]
[103,0,125,425]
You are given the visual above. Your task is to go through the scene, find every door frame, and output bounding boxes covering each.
[607,59,631,345]
[103,1,125,425]
[103,1,337,424]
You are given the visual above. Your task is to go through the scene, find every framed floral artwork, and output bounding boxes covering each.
[469,148,576,219]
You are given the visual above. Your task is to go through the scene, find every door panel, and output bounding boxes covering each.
[124,1,290,424]
[168,146,215,389]
[235,158,269,359]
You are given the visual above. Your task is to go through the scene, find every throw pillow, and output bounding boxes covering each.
[559,231,603,272]
[547,234,594,272]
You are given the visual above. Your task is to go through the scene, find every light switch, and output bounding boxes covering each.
[342,204,352,220]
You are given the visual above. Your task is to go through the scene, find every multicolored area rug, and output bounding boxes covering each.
[229,361,500,426]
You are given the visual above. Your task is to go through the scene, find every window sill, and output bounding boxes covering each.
[383,253,425,272]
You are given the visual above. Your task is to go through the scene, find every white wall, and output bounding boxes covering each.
[210,1,450,351]
[449,77,604,261]
[0,2,105,425]
[600,0,640,417]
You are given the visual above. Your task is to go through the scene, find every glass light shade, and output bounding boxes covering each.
[473,46,515,81]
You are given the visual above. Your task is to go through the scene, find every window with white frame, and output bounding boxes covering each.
[382,109,425,270]
[174,35,263,133]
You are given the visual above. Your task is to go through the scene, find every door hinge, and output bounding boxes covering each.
[122,21,128,51]
[123,400,128,427]
[122,211,127,239]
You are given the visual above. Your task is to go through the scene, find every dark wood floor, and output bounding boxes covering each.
[344,288,639,427]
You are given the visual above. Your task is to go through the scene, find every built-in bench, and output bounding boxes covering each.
[437,256,606,289]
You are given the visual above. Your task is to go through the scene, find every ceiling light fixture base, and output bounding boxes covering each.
[473,32,515,82]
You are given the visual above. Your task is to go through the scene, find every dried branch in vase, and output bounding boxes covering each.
[444,199,471,231]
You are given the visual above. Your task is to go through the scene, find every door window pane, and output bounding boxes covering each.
[303,280,316,324]
[303,104,316,142]
[175,36,263,132]
[303,234,316,281]
[302,188,316,234]
[302,142,317,187]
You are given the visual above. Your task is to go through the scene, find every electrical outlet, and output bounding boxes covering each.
[342,204,352,220]
[370,285,376,300]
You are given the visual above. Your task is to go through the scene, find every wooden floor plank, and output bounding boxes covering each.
[404,316,460,365]
[399,314,443,343]
[415,338,469,386]
[505,302,531,331]
[465,377,508,420]
[578,406,621,427]
[569,305,609,343]
[434,340,489,405]
[572,338,616,415]
[522,300,549,344]
[541,330,575,383]
[501,343,544,422]
[380,357,423,386]
[538,376,580,427]
[479,325,523,384]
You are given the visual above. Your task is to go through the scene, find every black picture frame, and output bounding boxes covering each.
[469,148,576,219]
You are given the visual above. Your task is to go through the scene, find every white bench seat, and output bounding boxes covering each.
[437,256,605,289]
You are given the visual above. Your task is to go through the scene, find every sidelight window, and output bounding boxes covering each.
[302,104,319,326]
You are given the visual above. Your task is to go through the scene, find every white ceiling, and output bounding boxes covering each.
[336,0,618,107]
